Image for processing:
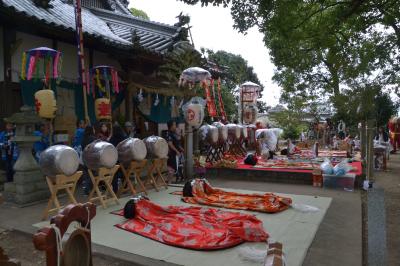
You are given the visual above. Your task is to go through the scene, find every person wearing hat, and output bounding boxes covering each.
[124,121,138,138]
[0,121,19,182]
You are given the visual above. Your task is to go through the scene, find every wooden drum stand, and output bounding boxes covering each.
[147,158,168,191]
[88,165,120,209]
[42,171,83,220]
[117,160,148,196]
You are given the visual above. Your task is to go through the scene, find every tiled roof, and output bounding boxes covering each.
[0,0,183,54]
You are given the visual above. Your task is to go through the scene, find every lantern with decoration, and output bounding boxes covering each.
[89,66,120,121]
[240,81,260,124]
[182,97,206,129]
[243,103,258,125]
[20,47,62,119]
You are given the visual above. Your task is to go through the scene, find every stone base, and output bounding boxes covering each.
[4,169,49,206]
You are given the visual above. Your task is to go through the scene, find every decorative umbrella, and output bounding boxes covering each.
[89,65,120,97]
[20,47,62,85]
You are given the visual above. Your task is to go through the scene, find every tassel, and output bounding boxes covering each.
[154,94,159,106]
[20,52,27,80]
[57,54,63,78]
[45,56,52,85]
[103,68,110,97]
[96,68,105,92]
[27,54,36,80]
[53,52,60,78]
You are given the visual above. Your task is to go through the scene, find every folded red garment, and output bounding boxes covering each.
[114,198,268,250]
[182,179,292,213]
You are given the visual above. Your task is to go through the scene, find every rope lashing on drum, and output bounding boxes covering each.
[51,224,63,266]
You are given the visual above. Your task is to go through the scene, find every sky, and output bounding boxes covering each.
[130,0,281,106]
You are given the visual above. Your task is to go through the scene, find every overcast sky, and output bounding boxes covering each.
[131,0,281,106]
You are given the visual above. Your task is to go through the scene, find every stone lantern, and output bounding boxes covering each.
[3,106,49,205]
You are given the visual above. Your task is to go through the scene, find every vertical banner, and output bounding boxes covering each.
[217,78,227,122]
[203,80,217,117]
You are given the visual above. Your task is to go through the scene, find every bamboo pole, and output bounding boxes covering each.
[74,0,90,124]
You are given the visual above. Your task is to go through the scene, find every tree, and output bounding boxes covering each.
[129,7,150,20]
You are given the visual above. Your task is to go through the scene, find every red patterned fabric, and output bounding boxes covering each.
[183,179,292,213]
[114,199,268,250]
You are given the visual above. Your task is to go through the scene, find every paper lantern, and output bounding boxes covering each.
[184,103,204,128]
[243,104,258,125]
[34,89,57,119]
[95,98,111,120]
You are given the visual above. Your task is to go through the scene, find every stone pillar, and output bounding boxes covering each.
[3,106,49,206]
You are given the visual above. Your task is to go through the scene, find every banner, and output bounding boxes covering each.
[203,80,217,117]
[217,78,227,121]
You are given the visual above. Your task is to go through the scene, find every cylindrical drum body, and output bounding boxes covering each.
[199,125,219,144]
[117,137,147,166]
[212,122,228,142]
[144,136,169,159]
[39,145,79,177]
[227,124,241,140]
[239,125,248,139]
[82,140,118,169]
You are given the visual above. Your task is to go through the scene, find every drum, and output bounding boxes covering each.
[199,125,219,144]
[82,140,118,169]
[227,124,241,140]
[144,136,169,159]
[212,122,228,142]
[117,137,147,165]
[39,145,79,177]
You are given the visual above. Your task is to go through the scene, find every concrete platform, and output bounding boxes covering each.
[33,188,331,266]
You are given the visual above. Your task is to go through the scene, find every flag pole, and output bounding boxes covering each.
[74,0,90,124]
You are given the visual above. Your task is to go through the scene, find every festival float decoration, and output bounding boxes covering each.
[240,81,260,124]
[20,47,62,119]
[89,65,120,122]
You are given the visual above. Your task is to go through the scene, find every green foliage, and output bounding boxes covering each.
[129,7,150,20]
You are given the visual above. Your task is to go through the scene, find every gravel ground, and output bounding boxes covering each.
[373,153,400,266]
[0,229,137,266]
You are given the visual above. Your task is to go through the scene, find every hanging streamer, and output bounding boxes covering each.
[95,69,105,92]
[103,68,110,98]
[217,78,227,122]
[20,52,27,80]
[203,80,217,117]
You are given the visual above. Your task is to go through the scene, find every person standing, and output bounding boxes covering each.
[33,123,51,161]
[96,122,111,141]
[165,120,184,183]
[374,126,389,143]
[124,121,138,138]
[0,122,18,182]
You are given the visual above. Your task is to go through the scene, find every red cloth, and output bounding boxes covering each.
[183,179,292,213]
[114,199,268,250]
